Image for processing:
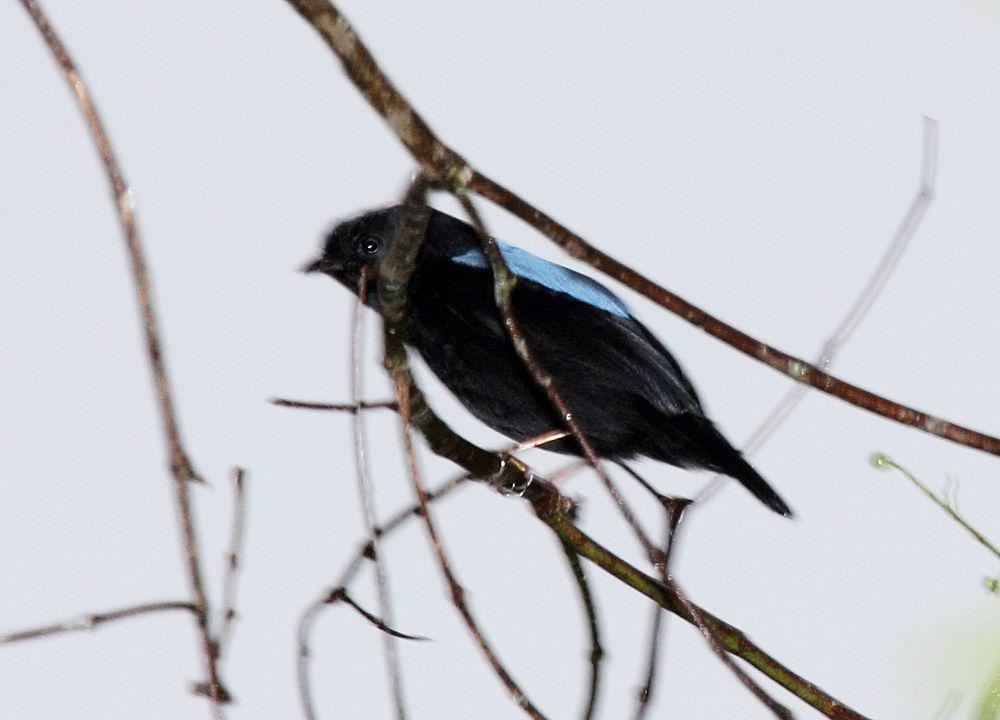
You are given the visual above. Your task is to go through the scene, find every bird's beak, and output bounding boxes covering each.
[301,257,328,274]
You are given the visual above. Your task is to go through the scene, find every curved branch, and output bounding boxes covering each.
[558,540,604,720]
[19,0,227,709]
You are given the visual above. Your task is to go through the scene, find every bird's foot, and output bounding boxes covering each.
[488,453,535,498]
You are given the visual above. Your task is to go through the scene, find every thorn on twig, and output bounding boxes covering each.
[325,588,429,641]
[191,680,233,704]
[172,452,206,484]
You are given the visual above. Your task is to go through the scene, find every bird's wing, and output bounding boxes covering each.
[430,241,704,416]
[504,266,704,417]
[451,243,632,319]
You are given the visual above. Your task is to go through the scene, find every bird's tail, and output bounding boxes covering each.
[710,443,792,517]
[656,414,793,517]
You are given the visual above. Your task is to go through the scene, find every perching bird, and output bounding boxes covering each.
[305,206,791,516]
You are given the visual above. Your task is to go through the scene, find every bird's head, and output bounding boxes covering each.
[302,206,401,296]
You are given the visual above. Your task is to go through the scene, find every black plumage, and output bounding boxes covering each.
[305,206,791,516]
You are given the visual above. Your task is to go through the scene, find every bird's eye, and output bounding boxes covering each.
[360,237,382,257]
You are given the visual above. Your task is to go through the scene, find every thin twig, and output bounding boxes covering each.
[0,601,196,645]
[327,589,428,641]
[546,512,865,719]
[871,453,1000,563]
[216,468,248,656]
[295,457,472,717]
[283,0,1000,458]
[635,579,664,718]
[696,116,940,507]
[271,398,398,412]
[558,540,604,720]
[373,359,867,717]
[392,373,547,718]
[380,189,548,719]
[669,579,794,719]
[351,269,408,718]
[19,0,226,709]
[633,493,690,719]
[296,596,327,720]
[456,192,662,566]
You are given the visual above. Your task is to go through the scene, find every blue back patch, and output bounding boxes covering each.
[451,243,631,318]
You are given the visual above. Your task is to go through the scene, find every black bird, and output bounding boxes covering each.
[305,206,791,516]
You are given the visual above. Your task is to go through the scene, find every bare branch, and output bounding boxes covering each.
[296,596,327,720]
[547,512,868,719]
[633,493,689,719]
[326,589,428,641]
[271,398,398,412]
[282,0,1000,458]
[669,579,794,719]
[351,271,408,718]
[296,471,469,720]
[558,540,604,720]
[696,116,940,506]
[216,469,248,657]
[0,601,196,645]
[622,468,784,720]
[18,0,229,710]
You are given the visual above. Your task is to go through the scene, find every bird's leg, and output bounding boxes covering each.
[488,454,536,497]
[515,429,570,451]
[488,430,569,497]
[616,461,692,717]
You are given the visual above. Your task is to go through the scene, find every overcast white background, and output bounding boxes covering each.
[3,2,1000,718]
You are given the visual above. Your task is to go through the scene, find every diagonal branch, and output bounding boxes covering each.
[455,193,662,564]
[0,601,196,645]
[282,0,1000,459]
[696,116,940,507]
[327,589,428,642]
[379,183,549,719]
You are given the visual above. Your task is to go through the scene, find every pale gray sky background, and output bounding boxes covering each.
[3,2,1000,718]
